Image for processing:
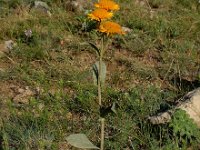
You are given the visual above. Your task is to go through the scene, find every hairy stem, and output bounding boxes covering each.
[100,118,105,150]
[98,56,102,106]
[99,36,105,150]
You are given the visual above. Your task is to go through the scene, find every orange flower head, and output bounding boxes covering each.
[95,0,120,11]
[99,21,125,35]
[88,9,113,21]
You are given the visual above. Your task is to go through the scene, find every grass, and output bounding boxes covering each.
[0,0,200,149]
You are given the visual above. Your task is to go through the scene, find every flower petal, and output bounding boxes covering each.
[95,0,119,11]
[88,9,113,21]
[99,21,125,35]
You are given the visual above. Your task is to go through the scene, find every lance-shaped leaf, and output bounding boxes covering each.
[66,134,99,149]
[111,102,117,114]
[92,61,107,86]
[89,42,100,56]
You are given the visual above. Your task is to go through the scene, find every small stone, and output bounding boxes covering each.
[5,40,15,50]
[149,88,200,128]
[18,88,25,93]
[34,1,49,10]
[177,88,200,128]
[33,1,52,17]
[0,40,16,58]
[13,87,35,104]
[135,0,146,7]
[65,0,92,12]
[122,27,132,33]
[24,29,32,38]
[72,1,83,11]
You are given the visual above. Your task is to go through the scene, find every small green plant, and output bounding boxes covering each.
[169,109,200,147]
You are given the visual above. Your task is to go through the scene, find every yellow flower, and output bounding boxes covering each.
[99,21,125,35]
[95,0,120,11]
[88,9,113,21]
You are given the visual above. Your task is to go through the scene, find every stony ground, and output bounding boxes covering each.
[0,0,200,149]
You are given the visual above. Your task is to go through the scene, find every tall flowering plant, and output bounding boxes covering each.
[88,0,124,104]
[66,1,124,150]
[88,1,124,149]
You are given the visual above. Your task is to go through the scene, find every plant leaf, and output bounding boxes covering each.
[111,102,117,114]
[89,42,100,56]
[66,134,99,149]
[92,61,107,86]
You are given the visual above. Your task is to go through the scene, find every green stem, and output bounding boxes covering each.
[100,118,105,150]
[99,36,105,150]
[98,36,105,107]
[98,56,102,106]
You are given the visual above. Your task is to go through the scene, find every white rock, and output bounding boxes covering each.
[34,1,49,10]
[65,0,92,12]
[24,29,32,38]
[0,40,15,58]
[122,27,132,33]
[177,88,200,127]
[148,111,172,124]
[5,40,14,50]
[13,87,35,104]
[33,1,52,17]
[149,88,200,128]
